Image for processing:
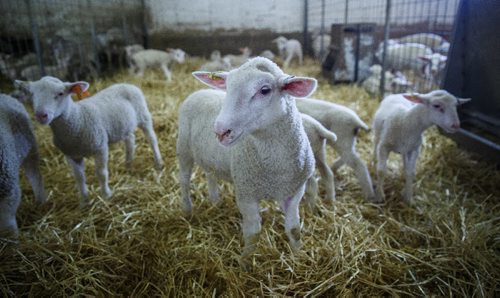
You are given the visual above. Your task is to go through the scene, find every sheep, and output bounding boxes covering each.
[199,50,232,72]
[372,90,471,203]
[222,47,252,68]
[362,64,412,95]
[419,53,447,84]
[15,76,163,208]
[0,94,47,238]
[124,44,144,66]
[272,36,303,68]
[177,57,317,263]
[295,98,376,202]
[312,33,331,61]
[376,42,433,74]
[396,33,446,52]
[301,113,338,207]
[129,48,186,82]
[259,50,276,60]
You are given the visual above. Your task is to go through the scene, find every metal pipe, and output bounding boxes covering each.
[141,0,149,49]
[379,0,392,98]
[320,0,325,59]
[344,0,349,25]
[25,0,45,77]
[303,0,309,56]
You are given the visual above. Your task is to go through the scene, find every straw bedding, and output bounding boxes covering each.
[1,58,499,296]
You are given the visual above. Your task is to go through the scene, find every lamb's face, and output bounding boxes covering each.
[214,69,284,146]
[25,77,71,125]
[16,76,89,125]
[192,57,317,147]
[172,49,186,64]
[423,90,470,133]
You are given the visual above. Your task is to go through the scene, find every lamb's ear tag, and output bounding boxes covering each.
[208,72,224,81]
[71,85,91,101]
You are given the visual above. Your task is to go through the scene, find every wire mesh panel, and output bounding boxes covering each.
[306,0,460,95]
[0,0,145,87]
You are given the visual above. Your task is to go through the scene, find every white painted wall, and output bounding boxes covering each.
[146,0,305,33]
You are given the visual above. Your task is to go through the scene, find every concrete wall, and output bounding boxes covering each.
[146,0,305,33]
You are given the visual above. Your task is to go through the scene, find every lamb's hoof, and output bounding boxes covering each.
[155,161,164,171]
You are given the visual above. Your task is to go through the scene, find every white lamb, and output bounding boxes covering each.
[301,113,338,206]
[272,36,303,68]
[362,64,412,95]
[259,50,276,61]
[296,98,376,201]
[15,76,163,207]
[372,90,471,203]
[124,44,145,66]
[200,50,231,72]
[177,57,317,262]
[130,48,186,82]
[0,94,47,238]
[397,33,446,52]
[222,47,252,68]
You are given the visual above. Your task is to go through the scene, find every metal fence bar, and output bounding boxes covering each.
[25,0,44,77]
[380,0,392,97]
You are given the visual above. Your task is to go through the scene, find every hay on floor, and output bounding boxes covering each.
[1,58,499,296]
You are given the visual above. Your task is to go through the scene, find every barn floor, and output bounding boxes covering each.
[1,58,499,296]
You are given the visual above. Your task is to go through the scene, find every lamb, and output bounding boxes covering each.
[376,42,433,74]
[177,57,316,263]
[15,76,163,207]
[362,64,412,95]
[222,47,252,68]
[312,33,331,61]
[124,44,145,66]
[0,94,47,238]
[301,113,338,207]
[129,48,186,82]
[199,50,231,72]
[272,36,303,68]
[296,98,376,201]
[259,50,276,61]
[372,90,471,203]
[397,33,447,52]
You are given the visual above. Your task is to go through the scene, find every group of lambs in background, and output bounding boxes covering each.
[1,31,467,268]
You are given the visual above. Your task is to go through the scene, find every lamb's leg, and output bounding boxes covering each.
[0,179,21,239]
[375,146,389,203]
[124,133,135,170]
[304,176,318,210]
[331,157,345,172]
[161,64,172,82]
[236,198,262,260]
[283,53,292,68]
[317,146,335,202]
[94,148,113,199]
[22,149,47,204]
[206,172,220,204]
[177,151,194,215]
[140,121,163,170]
[66,157,89,208]
[281,184,305,252]
[402,148,419,203]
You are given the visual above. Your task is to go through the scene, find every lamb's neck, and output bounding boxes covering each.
[249,101,304,154]
[404,104,433,136]
[50,100,84,136]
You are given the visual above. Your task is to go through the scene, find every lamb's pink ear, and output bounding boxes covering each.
[403,93,426,104]
[65,81,90,94]
[192,71,228,90]
[281,76,317,98]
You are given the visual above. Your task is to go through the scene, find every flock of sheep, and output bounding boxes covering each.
[0,32,468,269]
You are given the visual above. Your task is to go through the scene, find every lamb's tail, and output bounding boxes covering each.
[353,116,370,135]
[316,123,337,145]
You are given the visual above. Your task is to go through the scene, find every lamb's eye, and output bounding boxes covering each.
[58,92,64,96]
[260,86,271,95]
[432,104,441,109]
